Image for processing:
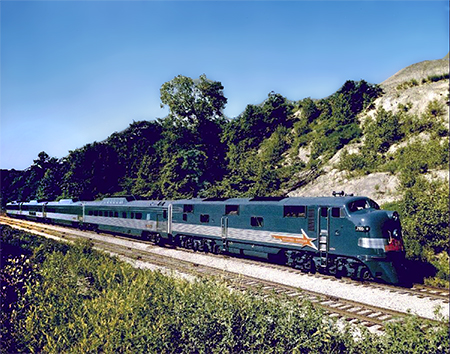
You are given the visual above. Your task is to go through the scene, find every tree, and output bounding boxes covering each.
[36,169,61,201]
[61,143,124,200]
[159,149,208,199]
[132,154,162,199]
[364,107,403,153]
[300,97,320,124]
[160,74,227,131]
[158,75,228,196]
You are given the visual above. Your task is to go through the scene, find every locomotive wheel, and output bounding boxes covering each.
[302,257,316,274]
[360,267,372,281]
[212,244,221,254]
[193,240,199,252]
[303,258,313,273]
[335,259,345,278]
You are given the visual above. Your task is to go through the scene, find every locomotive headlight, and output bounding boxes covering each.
[392,229,399,238]
[392,211,399,221]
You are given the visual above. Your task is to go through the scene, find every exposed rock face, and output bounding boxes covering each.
[288,171,400,205]
[361,58,449,123]
[288,168,448,205]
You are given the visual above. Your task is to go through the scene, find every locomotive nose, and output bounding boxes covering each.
[382,211,404,252]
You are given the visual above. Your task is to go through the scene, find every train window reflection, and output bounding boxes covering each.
[348,199,380,212]
[251,216,264,227]
[284,205,306,218]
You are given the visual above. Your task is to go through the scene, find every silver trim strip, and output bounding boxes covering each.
[358,238,387,249]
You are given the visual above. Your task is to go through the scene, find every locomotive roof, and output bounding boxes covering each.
[170,196,369,207]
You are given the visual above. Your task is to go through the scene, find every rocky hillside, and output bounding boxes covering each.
[288,56,449,204]
[371,57,449,120]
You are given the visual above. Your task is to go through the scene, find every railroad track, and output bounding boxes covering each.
[227,253,450,303]
[2,216,448,303]
[1,217,447,332]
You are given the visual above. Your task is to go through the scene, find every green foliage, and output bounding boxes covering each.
[1,152,62,206]
[338,99,448,177]
[259,126,290,165]
[160,74,227,130]
[294,80,381,163]
[159,149,208,199]
[299,97,320,124]
[222,92,294,152]
[423,73,449,83]
[423,250,449,288]
[382,313,449,354]
[131,155,162,199]
[2,227,448,353]
[216,92,295,197]
[383,139,448,182]
[396,79,420,90]
[400,177,449,257]
[61,142,125,200]
[36,169,61,201]
[400,100,448,138]
[157,75,228,198]
[364,108,404,154]
[337,149,367,173]
[396,73,449,90]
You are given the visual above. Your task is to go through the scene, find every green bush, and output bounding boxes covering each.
[396,73,449,91]
[401,177,449,256]
[383,139,448,182]
[396,79,419,91]
[423,250,449,288]
[337,149,368,172]
[399,100,448,138]
[364,108,403,154]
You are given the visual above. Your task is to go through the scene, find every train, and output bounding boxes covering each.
[5,192,406,284]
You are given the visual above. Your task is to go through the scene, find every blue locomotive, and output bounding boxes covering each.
[5,192,405,284]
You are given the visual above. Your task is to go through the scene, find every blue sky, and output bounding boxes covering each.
[1,1,448,170]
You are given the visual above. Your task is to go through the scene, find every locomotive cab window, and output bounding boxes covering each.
[320,207,328,218]
[251,216,264,227]
[122,212,127,219]
[284,205,306,218]
[348,199,380,213]
[331,207,343,218]
[200,214,210,223]
[184,204,194,213]
[225,205,239,215]
[136,213,142,220]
